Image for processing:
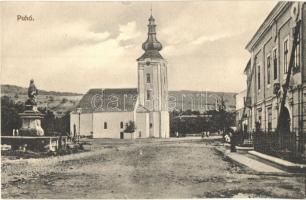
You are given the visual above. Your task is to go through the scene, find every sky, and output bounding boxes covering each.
[1,1,277,93]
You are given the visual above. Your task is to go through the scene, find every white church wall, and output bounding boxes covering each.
[135,112,149,138]
[123,132,134,139]
[70,113,93,136]
[160,111,170,138]
[152,63,159,111]
[150,112,160,138]
[70,113,78,135]
[138,64,145,106]
[93,112,134,138]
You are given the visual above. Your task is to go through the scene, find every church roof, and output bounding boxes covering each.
[137,50,163,61]
[72,88,138,114]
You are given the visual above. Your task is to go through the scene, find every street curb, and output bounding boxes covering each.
[248,151,306,173]
[213,147,249,169]
[224,143,254,153]
[214,147,295,175]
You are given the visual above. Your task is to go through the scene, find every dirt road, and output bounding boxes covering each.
[1,138,305,198]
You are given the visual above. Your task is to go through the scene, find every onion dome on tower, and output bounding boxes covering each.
[137,14,163,60]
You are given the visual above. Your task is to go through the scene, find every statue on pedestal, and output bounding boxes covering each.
[25,79,39,111]
[19,79,44,136]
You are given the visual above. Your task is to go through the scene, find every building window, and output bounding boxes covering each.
[104,122,107,129]
[257,65,261,90]
[257,109,262,129]
[293,32,300,73]
[267,107,272,133]
[146,90,151,100]
[284,39,289,74]
[120,121,123,129]
[273,49,278,80]
[267,55,271,85]
[146,73,151,83]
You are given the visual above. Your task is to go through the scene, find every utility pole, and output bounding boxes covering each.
[77,108,82,142]
[276,21,301,132]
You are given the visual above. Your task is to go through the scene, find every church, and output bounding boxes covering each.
[70,14,170,139]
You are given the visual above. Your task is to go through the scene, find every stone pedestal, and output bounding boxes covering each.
[19,107,44,136]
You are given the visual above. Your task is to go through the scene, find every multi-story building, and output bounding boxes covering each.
[244,2,306,138]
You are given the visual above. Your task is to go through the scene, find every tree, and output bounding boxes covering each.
[55,111,70,135]
[49,96,54,102]
[1,96,24,135]
[124,121,136,133]
[39,108,56,135]
[61,98,68,103]
[211,96,235,132]
[39,108,71,136]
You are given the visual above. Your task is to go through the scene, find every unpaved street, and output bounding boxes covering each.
[2,138,305,198]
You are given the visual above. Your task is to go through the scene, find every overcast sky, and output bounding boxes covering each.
[1,1,277,93]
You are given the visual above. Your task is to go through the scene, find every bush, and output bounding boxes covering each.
[124,121,136,133]
[1,96,24,135]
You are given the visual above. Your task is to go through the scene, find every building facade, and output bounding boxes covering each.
[70,14,170,139]
[235,90,247,130]
[244,2,306,136]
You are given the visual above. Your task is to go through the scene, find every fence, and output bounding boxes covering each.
[253,132,305,163]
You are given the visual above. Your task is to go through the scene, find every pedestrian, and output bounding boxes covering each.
[12,129,15,136]
[230,130,236,152]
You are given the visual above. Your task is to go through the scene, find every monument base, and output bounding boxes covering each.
[19,109,44,136]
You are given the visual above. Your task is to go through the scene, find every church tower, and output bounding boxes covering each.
[137,14,169,138]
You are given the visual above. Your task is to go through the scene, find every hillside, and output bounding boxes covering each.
[1,84,237,115]
[1,84,82,96]
[168,90,236,112]
[1,84,83,117]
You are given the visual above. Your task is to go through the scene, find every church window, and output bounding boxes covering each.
[146,73,151,83]
[104,122,107,129]
[146,90,151,100]
[120,121,124,129]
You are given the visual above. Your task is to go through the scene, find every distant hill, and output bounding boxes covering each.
[168,90,236,112]
[1,84,83,117]
[1,84,83,96]
[1,84,237,114]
